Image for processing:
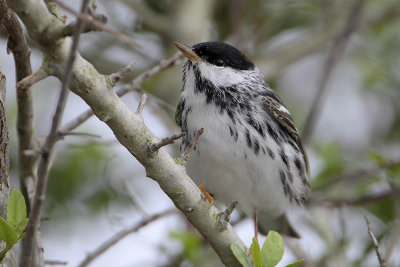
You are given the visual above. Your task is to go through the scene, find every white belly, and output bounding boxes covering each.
[184,103,290,218]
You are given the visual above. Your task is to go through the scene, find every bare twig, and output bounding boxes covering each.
[123,179,149,218]
[364,216,386,267]
[310,188,400,207]
[315,159,400,191]
[44,260,68,265]
[60,5,108,37]
[108,61,136,86]
[77,209,176,267]
[19,1,91,266]
[301,0,365,143]
[58,131,101,138]
[53,0,141,48]
[59,52,183,134]
[16,67,48,90]
[218,201,239,232]
[149,133,185,153]
[135,94,147,115]
[181,128,204,161]
[117,52,183,96]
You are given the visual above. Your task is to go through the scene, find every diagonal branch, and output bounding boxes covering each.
[77,209,176,267]
[364,216,386,267]
[53,0,141,48]
[19,0,91,266]
[301,0,365,143]
[59,52,182,135]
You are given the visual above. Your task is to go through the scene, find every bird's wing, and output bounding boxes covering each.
[261,91,310,176]
[175,98,184,127]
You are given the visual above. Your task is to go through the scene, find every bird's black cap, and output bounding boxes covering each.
[192,42,255,71]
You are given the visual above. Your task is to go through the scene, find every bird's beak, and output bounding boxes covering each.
[174,42,202,63]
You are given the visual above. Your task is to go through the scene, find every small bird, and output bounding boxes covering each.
[174,41,310,238]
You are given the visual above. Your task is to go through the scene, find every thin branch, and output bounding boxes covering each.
[44,260,67,265]
[59,52,183,134]
[301,0,365,143]
[364,216,386,267]
[108,61,136,86]
[218,201,239,232]
[135,94,147,115]
[123,178,149,218]
[181,128,204,162]
[60,5,108,37]
[117,52,183,96]
[149,133,185,153]
[19,0,91,266]
[310,188,400,207]
[16,67,48,90]
[132,86,176,113]
[77,209,176,267]
[315,159,400,191]
[53,0,141,48]
[58,131,101,138]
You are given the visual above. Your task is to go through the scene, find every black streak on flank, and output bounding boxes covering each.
[267,124,279,142]
[280,171,294,202]
[267,147,275,159]
[253,140,260,155]
[294,157,303,176]
[245,129,252,148]
[247,116,265,138]
[287,171,294,183]
[280,171,286,186]
[280,150,289,169]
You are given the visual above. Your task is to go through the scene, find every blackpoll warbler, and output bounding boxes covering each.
[175,42,310,238]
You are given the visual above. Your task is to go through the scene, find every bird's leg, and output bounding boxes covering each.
[200,184,214,205]
[254,209,259,243]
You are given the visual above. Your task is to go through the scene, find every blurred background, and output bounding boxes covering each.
[1,0,400,266]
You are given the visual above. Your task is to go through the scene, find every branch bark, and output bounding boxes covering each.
[0,55,16,267]
[19,0,90,265]
[7,0,245,266]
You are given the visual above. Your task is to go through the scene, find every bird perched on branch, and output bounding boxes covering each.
[175,41,310,239]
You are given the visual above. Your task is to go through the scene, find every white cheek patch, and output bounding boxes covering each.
[198,63,246,87]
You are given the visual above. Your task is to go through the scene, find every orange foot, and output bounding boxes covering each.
[200,184,214,205]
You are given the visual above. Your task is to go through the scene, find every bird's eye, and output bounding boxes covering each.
[215,59,224,67]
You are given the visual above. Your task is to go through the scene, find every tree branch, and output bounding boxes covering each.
[181,128,204,162]
[301,0,365,143]
[8,0,246,265]
[364,216,386,267]
[77,209,176,267]
[59,52,183,135]
[0,58,16,267]
[52,0,141,48]
[149,133,185,154]
[19,0,90,265]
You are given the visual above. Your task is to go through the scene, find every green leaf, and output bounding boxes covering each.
[285,259,304,267]
[250,238,262,267]
[231,243,251,267]
[261,231,284,267]
[7,189,27,233]
[0,217,18,246]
